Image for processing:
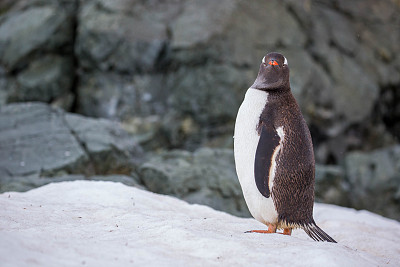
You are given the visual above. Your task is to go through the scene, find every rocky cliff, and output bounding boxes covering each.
[0,0,399,220]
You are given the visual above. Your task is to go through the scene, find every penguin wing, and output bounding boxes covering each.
[254,123,280,198]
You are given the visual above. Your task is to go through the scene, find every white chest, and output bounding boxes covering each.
[233,88,279,225]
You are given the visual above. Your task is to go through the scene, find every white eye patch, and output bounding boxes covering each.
[261,55,288,65]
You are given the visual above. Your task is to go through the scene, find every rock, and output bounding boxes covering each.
[64,113,142,174]
[77,72,166,120]
[279,49,335,132]
[328,50,380,125]
[0,174,83,193]
[0,173,142,195]
[89,174,143,188]
[75,0,400,157]
[170,0,306,65]
[0,0,77,109]
[376,84,400,140]
[0,0,14,13]
[74,0,308,149]
[121,116,166,151]
[0,3,75,70]
[287,0,399,161]
[76,0,170,73]
[170,0,237,49]
[0,103,87,178]
[320,8,358,55]
[0,102,142,192]
[345,145,400,220]
[166,64,250,125]
[138,148,250,217]
[10,55,74,104]
[315,164,349,206]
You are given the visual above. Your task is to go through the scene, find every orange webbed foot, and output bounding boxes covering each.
[281,228,292,236]
[245,224,277,234]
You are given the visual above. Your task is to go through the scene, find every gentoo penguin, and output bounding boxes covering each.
[233,52,336,242]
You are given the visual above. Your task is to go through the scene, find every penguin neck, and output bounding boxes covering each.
[265,88,297,112]
[255,85,292,101]
[266,87,291,98]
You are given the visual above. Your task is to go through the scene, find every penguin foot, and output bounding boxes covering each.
[245,224,276,234]
[245,230,274,234]
[281,228,292,236]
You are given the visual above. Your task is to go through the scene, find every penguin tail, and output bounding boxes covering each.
[303,222,337,243]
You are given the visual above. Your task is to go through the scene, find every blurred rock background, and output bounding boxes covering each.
[0,0,399,220]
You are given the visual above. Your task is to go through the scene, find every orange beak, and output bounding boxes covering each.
[268,60,279,66]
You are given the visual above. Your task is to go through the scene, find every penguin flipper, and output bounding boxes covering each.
[254,123,280,198]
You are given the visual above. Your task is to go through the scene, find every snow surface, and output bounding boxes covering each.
[1,181,399,267]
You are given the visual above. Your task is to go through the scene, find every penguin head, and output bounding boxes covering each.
[252,52,290,91]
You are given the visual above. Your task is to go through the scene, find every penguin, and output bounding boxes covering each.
[233,52,336,243]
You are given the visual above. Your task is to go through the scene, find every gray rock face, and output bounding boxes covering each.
[0,103,142,192]
[315,164,349,206]
[284,0,400,162]
[0,174,142,194]
[1,0,398,156]
[77,72,166,121]
[65,113,142,175]
[0,103,86,178]
[345,146,400,220]
[0,0,77,107]
[0,6,71,69]
[166,64,249,125]
[139,148,250,217]
[12,55,74,103]
[76,0,171,73]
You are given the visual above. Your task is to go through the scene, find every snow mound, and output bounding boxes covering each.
[1,181,399,267]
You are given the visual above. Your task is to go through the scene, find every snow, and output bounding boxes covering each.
[1,181,399,267]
